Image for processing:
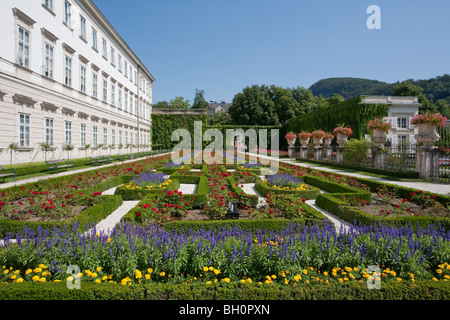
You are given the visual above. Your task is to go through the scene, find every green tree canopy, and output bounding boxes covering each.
[191,89,209,109]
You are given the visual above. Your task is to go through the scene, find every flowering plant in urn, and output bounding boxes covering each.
[311,130,326,146]
[298,132,311,147]
[285,132,297,146]
[333,126,353,137]
[367,118,392,133]
[410,112,447,127]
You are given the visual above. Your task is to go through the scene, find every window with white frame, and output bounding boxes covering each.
[124,92,128,112]
[118,55,122,72]
[130,132,133,145]
[102,38,107,59]
[19,113,30,147]
[93,126,98,147]
[64,55,72,86]
[64,1,72,26]
[124,61,128,77]
[111,129,115,146]
[43,43,54,78]
[110,46,115,65]
[45,118,54,146]
[135,132,138,146]
[65,121,72,145]
[92,28,98,51]
[80,15,86,40]
[111,83,116,106]
[125,131,128,145]
[103,128,108,146]
[80,123,86,147]
[92,73,98,98]
[397,118,408,129]
[118,88,122,109]
[119,130,122,145]
[102,78,108,102]
[80,64,87,93]
[130,66,133,83]
[44,0,54,11]
[17,26,30,68]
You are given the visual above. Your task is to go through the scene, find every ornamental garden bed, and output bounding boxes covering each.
[0,155,171,236]
[0,152,449,299]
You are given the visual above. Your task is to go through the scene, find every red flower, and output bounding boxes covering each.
[136,212,142,216]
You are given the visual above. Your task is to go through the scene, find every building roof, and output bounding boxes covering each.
[208,102,231,112]
[361,96,422,106]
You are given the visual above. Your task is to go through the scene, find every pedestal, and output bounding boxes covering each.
[314,147,323,161]
[300,147,308,159]
[323,146,332,160]
[416,146,439,179]
[371,146,384,169]
[288,146,296,159]
[336,147,344,164]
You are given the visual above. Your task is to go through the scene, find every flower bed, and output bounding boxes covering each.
[0,221,448,288]
[255,174,321,199]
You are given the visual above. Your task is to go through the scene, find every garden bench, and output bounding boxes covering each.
[46,159,74,174]
[117,155,129,161]
[0,165,16,183]
[90,156,110,166]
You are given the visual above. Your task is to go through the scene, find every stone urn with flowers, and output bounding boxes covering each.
[411,112,447,148]
[333,126,353,148]
[367,118,392,147]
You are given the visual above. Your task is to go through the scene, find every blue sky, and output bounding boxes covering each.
[93,0,450,104]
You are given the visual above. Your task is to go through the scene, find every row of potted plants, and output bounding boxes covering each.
[286,111,447,148]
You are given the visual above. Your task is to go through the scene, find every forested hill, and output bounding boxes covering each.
[309,75,450,103]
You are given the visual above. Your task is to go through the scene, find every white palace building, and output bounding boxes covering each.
[0,0,155,165]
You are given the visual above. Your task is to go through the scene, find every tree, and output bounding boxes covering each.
[153,101,170,109]
[392,81,433,113]
[228,85,278,125]
[326,93,346,106]
[192,89,209,109]
[209,111,232,125]
[169,97,190,109]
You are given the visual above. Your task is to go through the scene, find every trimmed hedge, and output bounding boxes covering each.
[114,179,180,201]
[227,176,259,206]
[254,178,322,199]
[160,218,326,234]
[297,158,420,179]
[0,280,449,300]
[306,175,450,230]
[0,195,123,237]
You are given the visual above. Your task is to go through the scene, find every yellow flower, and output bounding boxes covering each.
[95,279,101,284]
[147,268,153,274]
[39,277,46,283]
[247,278,252,283]
[16,278,24,283]
[213,269,220,275]
[91,273,98,278]
[271,275,276,280]
[203,267,209,272]
[145,274,151,280]
[96,267,102,272]
[160,272,165,277]
[3,269,9,274]
[206,281,212,285]
[25,269,32,275]
[302,269,308,275]
[102,276,108,281]
[32,275,40,282]
[208,266,214,271]
[10,275,17,280]
[39,264,47,269]
[323,272,328,276]
[240,279,246,283]
[397,278,402,282]
[436,269,443,274]
[432,277,438,282]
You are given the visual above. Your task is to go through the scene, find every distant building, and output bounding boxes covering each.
[208,101,231,119]
[361,96,421,145]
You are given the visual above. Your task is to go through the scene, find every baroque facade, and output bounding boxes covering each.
[0,0,155,165]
